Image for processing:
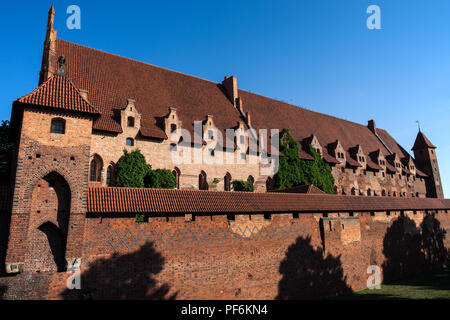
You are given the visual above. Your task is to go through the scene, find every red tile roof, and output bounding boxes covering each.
[16,75,99,115]
[48,39,417,164]
[412,131,436,150]
[87,186,450,214]
[270,184,325,194]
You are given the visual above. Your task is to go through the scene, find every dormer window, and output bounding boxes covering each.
[126,138,134,146]
[50,118,65,134]
[127,116,135,127]
[358,156,365,162]
[171,124,177,133]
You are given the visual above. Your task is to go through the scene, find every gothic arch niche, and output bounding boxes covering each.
[173,167,181,189]
[26,171,71,272]
[224,172,231,191]
[90,154,103,183]
[199,171,208,190]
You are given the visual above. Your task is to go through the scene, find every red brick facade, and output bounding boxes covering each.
[0,6,448,299]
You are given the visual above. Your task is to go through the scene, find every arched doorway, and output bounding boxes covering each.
[224,172,231,191]
[199,171,208,190]
[26,172,71,272]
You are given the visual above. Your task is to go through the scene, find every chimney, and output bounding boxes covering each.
[368,120,377,134]
[246,111,251,126]
[39,5,58,85]
[222,76,238,106]
[79,89,88,101]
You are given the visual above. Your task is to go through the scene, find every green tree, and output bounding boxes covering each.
[145,169,176,189]
[274,129,335,194]
[115,149,150,188]
[0,120,13,182]
[232,177,254,192]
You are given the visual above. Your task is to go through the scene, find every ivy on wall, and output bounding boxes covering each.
[273,128,335,194]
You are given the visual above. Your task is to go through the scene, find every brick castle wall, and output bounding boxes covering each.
[1,209,449,300]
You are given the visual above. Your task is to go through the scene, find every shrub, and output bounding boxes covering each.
[135,213,146,223]
[115,149,150,188]
[274,128,335,194]
[232,178,254,192]
[145,169,176,189]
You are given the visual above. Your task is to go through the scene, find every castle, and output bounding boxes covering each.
[0,7,448,299]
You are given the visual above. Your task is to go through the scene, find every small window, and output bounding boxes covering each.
[208,130,214,140]
[50,118,65,134]
[240,135,245,145]
[171,124,177,133]
[170,144,177,151]
[240,153,246,160]
[127,117,135,127]
[126,138,134,146]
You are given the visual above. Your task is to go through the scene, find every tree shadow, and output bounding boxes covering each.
[276,236,352,299]
[0,285,6,300]
[420,213,448,270]
[61,242,177,300]
[382,213,448,283]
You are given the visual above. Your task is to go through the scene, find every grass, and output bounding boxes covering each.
[336,268,450,300]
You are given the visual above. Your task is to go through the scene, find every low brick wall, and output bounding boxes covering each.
[1,209,449,300]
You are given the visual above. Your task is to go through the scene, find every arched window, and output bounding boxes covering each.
[50,118,65,134]
[382,189,386,197]
[90,154,103,182]
[199,171,208,190]
[351,188,356,195]
[106,164,114,186]
[266,177,273,191]
[127,117,135,127]
[172,167,181,189]
[126,138,134,146]
[367,189,372,196]
[224,172,231,191]
[247,175,254,185]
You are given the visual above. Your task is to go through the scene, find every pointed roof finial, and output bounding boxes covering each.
[416,120,421,132]
[49,4,55,14]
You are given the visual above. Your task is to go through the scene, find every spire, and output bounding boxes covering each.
[412,131,436,151]
[39,5,58,85]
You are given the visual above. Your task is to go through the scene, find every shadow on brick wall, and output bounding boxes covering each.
[382,213,448,283]
[0,213,11,276]
[60,242,178,300]
[276,236,352,299]
[0,285,6,300]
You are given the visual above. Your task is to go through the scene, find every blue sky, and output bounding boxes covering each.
[0,0,448,196]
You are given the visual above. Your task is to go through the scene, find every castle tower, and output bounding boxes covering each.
[412,130,444,198]
[38,5,58,85]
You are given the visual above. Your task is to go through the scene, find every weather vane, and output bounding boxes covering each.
[416,120,421,132]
